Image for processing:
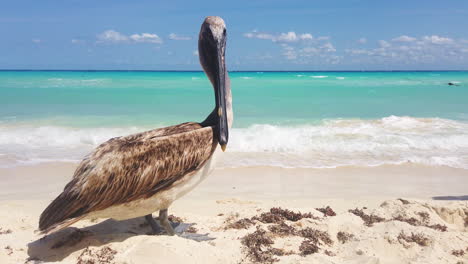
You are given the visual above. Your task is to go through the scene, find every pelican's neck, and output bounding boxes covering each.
[225,74,233,129]
[201,73,233,129]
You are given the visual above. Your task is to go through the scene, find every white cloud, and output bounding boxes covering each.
[32,38,41,43]
[193,50,199,56]
[97,30,128,43]
[244,31,274,40]
[322,42,336,52]
[244,30,337,64]
[97,30,162,44]
[169,33,191,41]
[243,31,316,43]
[299,33,313,40]
[392,35,416,42]
[422,35,453,44]
[346,35,468,65]
[129,33,162,43]
[358,38,367,44]
[276,32,298,42]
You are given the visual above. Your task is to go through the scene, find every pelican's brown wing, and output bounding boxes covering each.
[39,122,217,233]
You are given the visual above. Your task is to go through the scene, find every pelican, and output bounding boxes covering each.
[39,16,232,239]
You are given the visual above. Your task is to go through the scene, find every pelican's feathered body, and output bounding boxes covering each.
[39,16,232,235]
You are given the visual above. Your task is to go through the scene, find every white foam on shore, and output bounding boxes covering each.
[1,116,468,169]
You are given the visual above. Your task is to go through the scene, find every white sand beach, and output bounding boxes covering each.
[0,163,467,263]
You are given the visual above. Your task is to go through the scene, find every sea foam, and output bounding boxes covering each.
[1,116,467,169]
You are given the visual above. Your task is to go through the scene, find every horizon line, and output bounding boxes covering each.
[1,69,467,72]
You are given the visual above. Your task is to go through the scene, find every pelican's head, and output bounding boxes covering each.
[199,16,229,151]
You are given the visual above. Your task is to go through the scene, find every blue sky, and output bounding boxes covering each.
[1,0,468,70]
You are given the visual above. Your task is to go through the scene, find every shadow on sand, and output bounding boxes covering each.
[432,195,468,201]
[27,216,159,262]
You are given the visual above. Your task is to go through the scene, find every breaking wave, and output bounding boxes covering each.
[1,116,467,169]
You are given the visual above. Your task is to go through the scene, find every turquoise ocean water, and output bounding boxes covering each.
[1,71,467,169]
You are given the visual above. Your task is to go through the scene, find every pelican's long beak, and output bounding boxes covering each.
[215,40,228,151]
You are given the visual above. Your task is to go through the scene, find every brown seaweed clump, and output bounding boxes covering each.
[397,231,430,247]
[0,228,12,235]
[299,239,319,256]
[299,228,333,246]
[348,208,385,227]
[392,215,447,232]
[225,218,255,230]
[452,249,465,257]
[168,215,184,223]
[316,206,336,217]
[5,246,13,256]
[240,227,277,263]
[268,222,296,237]
[397,198,410,205]
[269,248,294,257]
[186,226,198,233]
[417,212,430,223]
[336,231,354,244]
[225,207,318,230]
[253,207,316,224]
[76,246,117,264]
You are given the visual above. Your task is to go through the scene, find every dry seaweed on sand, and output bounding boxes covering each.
[298,228,333,246]
[391,215,447,232]
[269,248,294,256]
[425,223,447,232]
[168,214,184,223]
[268,221,296,237]
[225,218,255,230]
[452,249,465,257]
[348,208,385,227]
[77,246,117,264]
[392,215,420,226]
[397,231,430,247]
[299,239,319,256]
[397,198,410,205]
[5,245,13,256]
[240,226,278,263]
[0,227,12,235]
[186,226,198,233]
[253,207,316,224]
[337,231,354,244]
[51,229,92,249]
[417,211,430,223]
[316,206,336,217]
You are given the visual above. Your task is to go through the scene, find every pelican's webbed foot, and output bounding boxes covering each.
[145,214,162,234]
[147,209,215,241]
[179,232,216,242]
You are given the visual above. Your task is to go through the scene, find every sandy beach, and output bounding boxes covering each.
[0,163,467,263]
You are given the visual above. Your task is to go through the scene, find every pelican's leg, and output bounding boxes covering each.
[158,209,215,241]
[145,214,162,234]
[159,209,176,236]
